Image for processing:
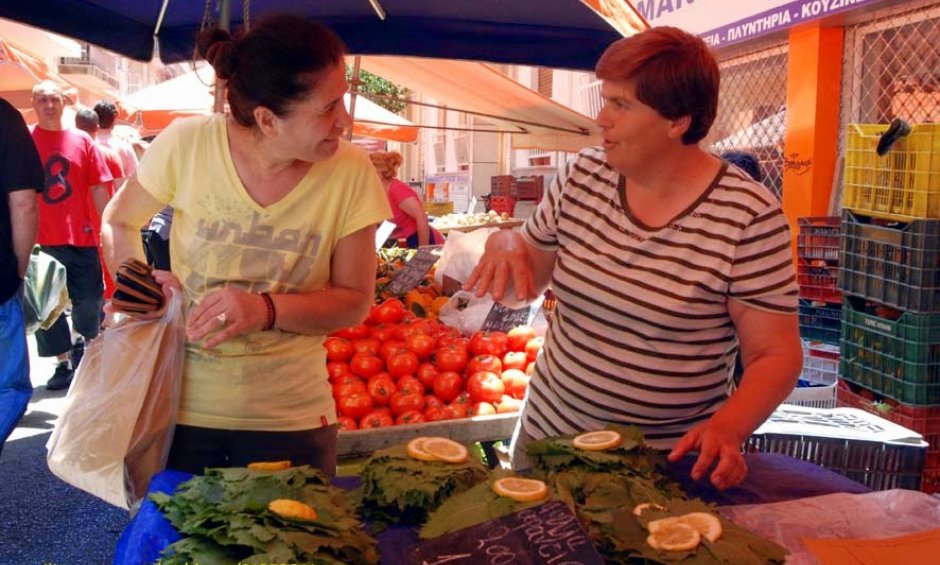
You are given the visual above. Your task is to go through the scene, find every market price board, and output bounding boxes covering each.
[480,293,544,332]
[385,246,442,296]
[407,500,604,564]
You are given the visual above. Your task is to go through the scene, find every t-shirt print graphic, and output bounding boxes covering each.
[42,153,73,204]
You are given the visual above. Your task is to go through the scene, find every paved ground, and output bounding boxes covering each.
[0,337,129,565]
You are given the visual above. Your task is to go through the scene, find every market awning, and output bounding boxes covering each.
[0,36,69,109]
[357,56,601,152]
[122,65,418,142]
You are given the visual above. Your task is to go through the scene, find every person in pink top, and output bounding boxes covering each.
[369,151,442,248]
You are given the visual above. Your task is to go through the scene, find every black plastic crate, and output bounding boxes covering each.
[839,210,940,313]
[799,299,841,344]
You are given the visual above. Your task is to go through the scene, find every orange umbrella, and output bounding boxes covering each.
[0,36,69,109]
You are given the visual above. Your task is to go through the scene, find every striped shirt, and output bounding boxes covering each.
[520,146,798,448]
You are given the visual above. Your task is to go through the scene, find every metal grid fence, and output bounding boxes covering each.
[708,43,790,199]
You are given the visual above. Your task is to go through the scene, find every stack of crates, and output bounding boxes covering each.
[837,122,940,492]
[782,339,839,409]
[490,175,516,198]
[797,217,842,345]
[512,175,544,202]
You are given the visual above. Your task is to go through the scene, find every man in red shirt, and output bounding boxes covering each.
[30,81,112,390]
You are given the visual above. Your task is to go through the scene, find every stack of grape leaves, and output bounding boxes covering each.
[149,466,378,565]
[528,426,788,564]
[352,443,489,531]
[419,469,549,539]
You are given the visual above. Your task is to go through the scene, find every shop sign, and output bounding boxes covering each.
[639,0,886,48]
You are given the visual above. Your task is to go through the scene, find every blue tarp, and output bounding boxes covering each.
[113,453,870,565]
[0,0,623,69]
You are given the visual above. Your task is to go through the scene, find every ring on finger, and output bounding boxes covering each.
[216,312,227,325]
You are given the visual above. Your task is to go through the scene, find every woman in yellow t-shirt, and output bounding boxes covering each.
[101,16,390,477]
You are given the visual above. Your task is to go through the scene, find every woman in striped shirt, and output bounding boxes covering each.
[465,26,801,491]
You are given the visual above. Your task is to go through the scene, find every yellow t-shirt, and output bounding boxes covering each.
[136,114,390,431]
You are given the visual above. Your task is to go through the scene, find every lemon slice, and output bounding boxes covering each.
[491,477,549,502]
[247,460,291,471]
[406,437,440,461]
[422,437,469,463]
[572,430,622,451]
[268,499,318,522]
[632,502,667,517]
[675,512,723,542]
[646,521,701,552]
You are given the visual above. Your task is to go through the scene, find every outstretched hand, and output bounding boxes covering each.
[187,286,269,348]
[463,230,537,305]
[667,420,749,491]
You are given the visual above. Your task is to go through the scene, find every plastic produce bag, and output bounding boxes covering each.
[22,248,68,334]
[434,227,497,287]
[46,289,185,510]
[437,290,497,335]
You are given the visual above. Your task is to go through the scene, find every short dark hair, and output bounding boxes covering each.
[595,26,719,145]
[75,108,99,134]
[196,14,346,128]
[93,100,119,129]
[721,151,763,182]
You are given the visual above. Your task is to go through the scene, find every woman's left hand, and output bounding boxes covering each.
[187,287,268,348]
[667,420,749,491]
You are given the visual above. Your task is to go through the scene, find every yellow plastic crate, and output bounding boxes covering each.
[843,123,940,221]
[423,201,454,216]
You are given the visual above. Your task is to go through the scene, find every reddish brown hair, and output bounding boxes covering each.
[595,26,719,144]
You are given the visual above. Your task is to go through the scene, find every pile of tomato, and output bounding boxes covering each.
[326,298,544,430]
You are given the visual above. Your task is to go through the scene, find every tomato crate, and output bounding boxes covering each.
[799,300,841,346]
[511,176,544,201]
[797,216,841,262]
[840,298,940,405]
[798,260,842,304]
[490,175,516,198]
[843,123,940,221]
[747,405,926,491]
[839,210,940,313]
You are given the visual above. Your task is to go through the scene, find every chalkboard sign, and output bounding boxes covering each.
[480,293,544,332]
[407,500,604,565]
[386,247,442,296]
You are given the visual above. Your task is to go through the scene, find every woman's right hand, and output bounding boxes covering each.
[463,230,538,305]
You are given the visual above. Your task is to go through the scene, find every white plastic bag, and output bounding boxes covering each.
[46,289,185,509]
[437,290,497,336]
[434,227,497,287]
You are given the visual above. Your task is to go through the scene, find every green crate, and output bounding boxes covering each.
[839,210,940,313]
[840,298,940,404]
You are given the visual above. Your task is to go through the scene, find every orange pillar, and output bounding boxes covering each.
[781,24,844,260]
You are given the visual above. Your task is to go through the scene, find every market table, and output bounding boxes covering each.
[435,218,524,234]
[112,452,871,565]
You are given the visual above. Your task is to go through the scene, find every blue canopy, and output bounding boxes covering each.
[0,0,629,70]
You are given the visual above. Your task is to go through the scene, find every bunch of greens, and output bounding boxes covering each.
[151,466,378,565]
[527,425,668,481]
[419,470,549,539]
[353,444,490,531]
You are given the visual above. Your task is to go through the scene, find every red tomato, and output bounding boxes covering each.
[372,298,407,325]
[379,339,407,361]
[397,375,424,395]
[446,403,468,418]
[336,416,358,431]
[360,410,394,428]
[387,350,420,378]
[435,326,462,347]
[405,333,436,359]
[466,371,505,404]
[507,325,537,352]
[424,394,444,410]
[502,370,531,399]
[451,390,472,406]
[369,323,399,343]
[332,379,366,400]
[525,336,545,362]
[496,395,523,413]
[389,391,425,416]
[336,391,373,421]
[324,337,354,362]
[469,402,497,416]
[349,353,384,378]
[424,406,449,421]
[372,407,393,418]
[502,351,528,371]
[432,371,464,403]
[435,346,469,373]
[436,333,468,350]
[366,371,394,388]
[327,362,351,383]
[467,354,503,376]
[395,409,426,425]
[332,324,371,340]
[469,331,510,357]
[351,338,381,356]
[416,362,440,391]
[367,377,398,407]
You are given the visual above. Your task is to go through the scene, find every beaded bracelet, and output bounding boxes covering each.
[259,292,276,330]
